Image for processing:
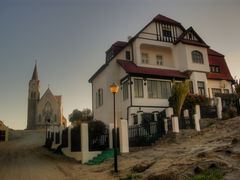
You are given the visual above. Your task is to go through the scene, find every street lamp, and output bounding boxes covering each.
[109,83,119,173]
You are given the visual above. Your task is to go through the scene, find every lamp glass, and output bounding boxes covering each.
[110,83,119,93]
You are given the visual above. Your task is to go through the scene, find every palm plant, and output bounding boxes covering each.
[169,80,190,117]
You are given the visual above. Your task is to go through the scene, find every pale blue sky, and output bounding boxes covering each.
[0,0,239,129]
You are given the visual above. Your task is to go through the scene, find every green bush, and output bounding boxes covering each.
[194,167,223,180]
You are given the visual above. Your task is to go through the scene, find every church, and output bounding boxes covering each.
[27,64,67,129]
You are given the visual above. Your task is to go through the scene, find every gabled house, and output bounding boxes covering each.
[89,14,234,125]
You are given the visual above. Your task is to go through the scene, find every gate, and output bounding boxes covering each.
[89,131,109,151]
[200,106,217,118]
[179,110,195,129]
[71,126,81,152]
[128,118,164,147]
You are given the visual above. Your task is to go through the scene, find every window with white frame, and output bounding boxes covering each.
[192,50,204,64]
[147,80,171,99]
[156,55,163,66]
[96,88,103,108]
[134,79,144,98]
[162,25,172,37]
[122,81,129,100]
[197,81,205,96]
[141,53,149,64]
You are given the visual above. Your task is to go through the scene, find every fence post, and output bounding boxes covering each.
[216,97,222,119]
[172,116,179,133]
[194,114,201,131]
[164,118,168,134]
[195,105,201,120]
[166,107,173,118]
[81,123,89,163]
[119,119,129,153]
[109,123,114,149]
[137,111,143,124]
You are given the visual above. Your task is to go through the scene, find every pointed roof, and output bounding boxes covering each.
[174,27,209,47]
[31,64,39,80]
[153,14,183,27]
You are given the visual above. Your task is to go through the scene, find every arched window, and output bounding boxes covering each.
[192,50,204,64]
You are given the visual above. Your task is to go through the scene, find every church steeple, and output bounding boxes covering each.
[31,63,39,80]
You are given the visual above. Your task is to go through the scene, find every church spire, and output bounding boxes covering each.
[31,63,39,80]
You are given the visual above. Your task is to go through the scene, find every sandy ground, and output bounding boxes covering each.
[0,117,240,180]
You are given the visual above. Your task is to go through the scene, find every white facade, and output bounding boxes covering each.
[89,14,233,125]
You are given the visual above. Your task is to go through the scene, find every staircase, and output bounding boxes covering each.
[85,149,116,165]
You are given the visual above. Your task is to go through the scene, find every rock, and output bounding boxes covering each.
[147,172,180,180]
[132,160,155,173]
[231,138,238,145]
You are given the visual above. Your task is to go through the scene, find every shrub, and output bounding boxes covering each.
[194,167,223,180]
[88,120,107,139]
[222,106,238,120]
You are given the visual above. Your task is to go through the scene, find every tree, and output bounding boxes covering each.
[69,108,93,123]
[168,80,190,117]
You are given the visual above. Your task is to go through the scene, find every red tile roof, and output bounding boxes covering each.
[117,60,187,79]
[207,49,233,81]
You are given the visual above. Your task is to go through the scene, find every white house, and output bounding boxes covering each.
[89,14,234,125]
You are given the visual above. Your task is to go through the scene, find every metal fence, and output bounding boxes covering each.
[89,132,109,151]
[71,126,81,152]
[128,120,165,147]
[55,132,60,144]
[61,128,68,148]
[200,105,218,118]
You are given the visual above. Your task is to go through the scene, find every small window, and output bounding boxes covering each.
[210,65,220,73]
[197,81,205,96]
[156,55,163,66]
[162,25,172,37]
[96,88,103,108]
[212,88,221,96]
[134,79,144,98]
[223,89,229,94]
[192,50,204,64]
[125,51,131,60]
[141,53,148,64]
[122,81,129,100]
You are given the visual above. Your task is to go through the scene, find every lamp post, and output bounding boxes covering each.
[109,83,119,173]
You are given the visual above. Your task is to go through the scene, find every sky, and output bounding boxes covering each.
[0,0,239,129]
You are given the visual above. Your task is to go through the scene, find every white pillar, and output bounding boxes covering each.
[119,119,129,153]
[153,112,158,121]
[194,114,201,131]
[166,107,173,118]
[183,109,189,118]
[216,97,222,119]
[81,123,89,163]
[195,105,201,120]
[109,123,114,149]
[172,116,179,133]
[164,118,168,134]
[137,111,143,124]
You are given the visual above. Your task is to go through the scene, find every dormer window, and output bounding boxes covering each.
[156,55,163,65]
[192,50,204,64]
[210,65,220,73]
[141,53,149,64]
[162,25,172,37]
[125,51,131,60]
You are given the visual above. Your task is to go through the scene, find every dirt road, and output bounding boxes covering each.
[0,130,75,180]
